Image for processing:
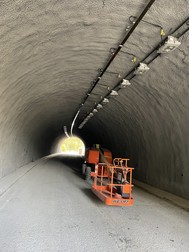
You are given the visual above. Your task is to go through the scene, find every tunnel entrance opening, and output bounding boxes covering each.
[52,136,85,157]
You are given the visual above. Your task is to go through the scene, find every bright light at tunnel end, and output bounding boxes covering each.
[51,135,85,157]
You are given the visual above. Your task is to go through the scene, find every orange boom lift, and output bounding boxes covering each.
[82,145,134,206]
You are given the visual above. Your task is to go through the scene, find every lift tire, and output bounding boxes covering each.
[85,166,91,181]
[82,163,87,175]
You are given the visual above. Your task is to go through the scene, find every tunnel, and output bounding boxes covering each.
[0,0,189,251]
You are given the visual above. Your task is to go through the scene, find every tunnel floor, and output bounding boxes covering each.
[0,157,189,252]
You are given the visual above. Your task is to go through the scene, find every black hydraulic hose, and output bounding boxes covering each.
[71,0,156,131]
[142,17,189,64]
[128,17,189,77]
[81,0,156,106]
[88,16,189,109]
[80,17,189,125]
[111,17,189,91]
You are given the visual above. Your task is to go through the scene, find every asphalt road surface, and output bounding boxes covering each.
[0,156,189,252]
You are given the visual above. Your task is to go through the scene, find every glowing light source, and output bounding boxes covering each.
[51,136,85,156]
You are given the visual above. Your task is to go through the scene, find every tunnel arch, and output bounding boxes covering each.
[0,0,188,200]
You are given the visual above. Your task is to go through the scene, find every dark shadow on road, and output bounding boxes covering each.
[80,187,104,205]
[47,155,105,206]
[47,155,84,177]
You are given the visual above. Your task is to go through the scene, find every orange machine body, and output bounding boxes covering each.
[91,158,134,207]
[83,145,134,207]
[101,149,112,164]
[86,147,112,165]
[86,149,100,164]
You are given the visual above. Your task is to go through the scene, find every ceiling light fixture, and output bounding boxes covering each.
[120,79,131,88]
[102,98,109,103]
[93,109,98,113]
[78,122,85,129]
[97,104,103,109]
[110,90,118,96]
[134,63,150,75]
[78,116,91,129]
[157,36,181,53]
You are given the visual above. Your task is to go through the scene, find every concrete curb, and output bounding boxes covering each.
[133,179,189,211]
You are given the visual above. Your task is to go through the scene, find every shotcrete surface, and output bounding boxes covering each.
[0,0,189,198]
[0,157,188,252]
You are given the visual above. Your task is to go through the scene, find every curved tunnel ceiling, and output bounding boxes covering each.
[0,0,189,199]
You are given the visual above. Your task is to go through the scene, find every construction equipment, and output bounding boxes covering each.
[91,158,134,206]
[82,144,112,181]
[82,144,134,206]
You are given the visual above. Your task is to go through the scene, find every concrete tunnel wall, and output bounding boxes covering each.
[0,1,189,199]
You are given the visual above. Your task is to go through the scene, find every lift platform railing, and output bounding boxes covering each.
[91,159,134,206]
